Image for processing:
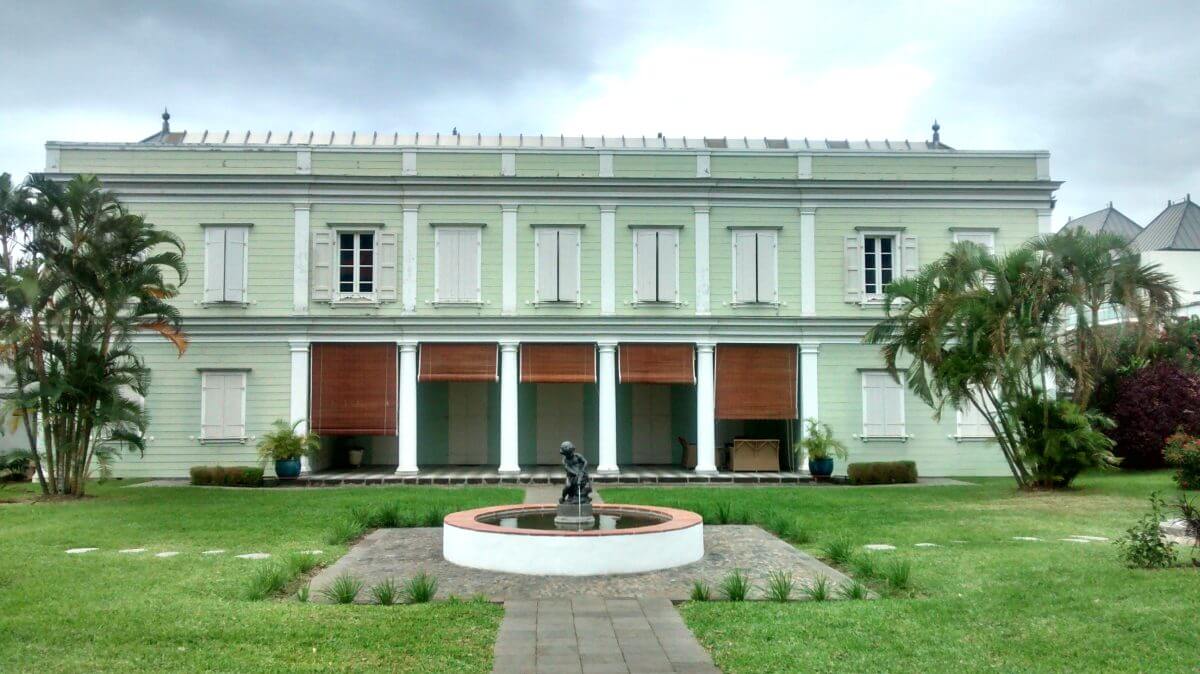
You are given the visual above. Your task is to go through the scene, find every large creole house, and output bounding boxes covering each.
[42,117,1058,479]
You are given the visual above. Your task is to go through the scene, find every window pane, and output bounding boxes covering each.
[359,267,373,283]
[359,250,373,266]
[880,252,892,270]
[360,282,373,292]
[340,249,354,265]
[864,249,875,270]
[340,233,354,249]
[882,268,893,285]
[339,281,354,292]
[864,237,876,253]
[880,237,892,253]
[360,233,374,249]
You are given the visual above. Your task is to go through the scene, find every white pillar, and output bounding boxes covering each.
[694,206,711,316]
[596,342,618,473]
[289,339,311,473]
[799,343,820,428]
[695,343,717,473]
[799,208,816,316]
[501,205,518,315]
[402,206,419,313]
[600,206,616,315]
[396,342,418,474]
[499,342,520,473]
[292,205,310,314]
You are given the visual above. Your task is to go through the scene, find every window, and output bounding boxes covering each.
[200,371,246,441]
[633,228,679,303]
[203,226,249,303]
[435,226,481,303]
[953,230,995,253]
[535,227,580,302]
[338,232,375,297]
[861,371,906,438]
[862,235,896,297]
[956,389,995,438]
[732,229,778,304]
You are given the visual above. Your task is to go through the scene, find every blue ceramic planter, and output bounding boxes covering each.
[808,457,834,478]
[275,458,302,479]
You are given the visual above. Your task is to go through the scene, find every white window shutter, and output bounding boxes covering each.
[862,373,885,436]
[657,229,678,302]
[843,235,861,303]
[733,231,758,303]
[756,231,777,303]
[465,229,481,301]
[902,235,920,278]
[634,229,658,301]
[377,231,398,301]
[311,230,333,301]
[222,227,246,303]
[201,373,223,439]
[203,227,225,303]
[558,229,580,302]
[223,374,246,439]
[536,229,558,301]
[885,378,906,436]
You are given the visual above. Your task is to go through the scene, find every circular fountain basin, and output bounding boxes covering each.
[443,504,703,576]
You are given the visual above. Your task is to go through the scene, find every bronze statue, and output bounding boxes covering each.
[558,441,592,505]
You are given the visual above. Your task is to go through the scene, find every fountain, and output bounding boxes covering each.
[443,441,704,576]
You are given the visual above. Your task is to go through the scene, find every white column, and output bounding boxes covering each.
[800,344,820,429]
[292,205,310,314]
[600,206,616,315]
[396,342,418,474]
[402,206,419,313]
[501,205,518,315]
[695,342,717,473]
[289,339,311,473]
[694,206,711,316]
[596,342,618,474]
[799,208,816,316]
[499,342,520,473]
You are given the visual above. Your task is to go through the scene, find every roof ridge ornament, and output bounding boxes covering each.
[161,108,171,134]
[932,119,941,144]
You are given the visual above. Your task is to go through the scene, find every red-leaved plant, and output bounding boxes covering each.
[1106,362,1200,470]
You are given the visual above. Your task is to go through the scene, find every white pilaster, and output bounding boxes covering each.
[799,344,820,430]
[696,153,711,178]
[396,342,418,474]
[694,207,711,315]
[292,205,310,314]
[695,343,717,474]
[502,205,518,314]
[501,152,516,176]
[45,147,61,172]
[1037,208,1053,235]
[289,339,311,474]
[499,342,520,473]
[401,151,416,176]
[402,206,419,313]
[600,206,616,315]
[799,207,816,316]
[797,154,812,179]
[599,153,614,177]
[296,150,311,174]
[1035,153,1050,181]
[596,342,618,474]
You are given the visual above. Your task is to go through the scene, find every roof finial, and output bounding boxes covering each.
[161,108,171,134]
[451,126,458,136]
[931,119,941,144]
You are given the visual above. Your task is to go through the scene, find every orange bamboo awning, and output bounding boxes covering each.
[520,343,596,383]
[715,344,797,419]
[310,343,397,435]
[618,344,695,384]
[418,343,498,382]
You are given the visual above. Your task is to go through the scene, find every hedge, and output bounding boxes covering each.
[189,465,265,487]
[847,461,918,485]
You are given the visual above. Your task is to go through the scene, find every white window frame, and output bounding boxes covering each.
[859,370,908,441]
[952,229,996,253]
[334,229,378,302]
[433,225,483,304]
[199,370,248,443]
[632,227,680,304]
[955,388,996,441]
[730,228,779,305]
[202,224,250,305]
[860,231,899,301]
[533,226,582,304]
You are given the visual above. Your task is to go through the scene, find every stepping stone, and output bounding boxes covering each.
[1061,538,1092,544]
[863,544,896,551]
[1069,535,1109,542]
[201,550,226,555]
[300,550,323,555]
[236,553,271,560]
[914,543,940,548]
[66,548,98,554]
[1012,536,1041,541]
[119,548,147,554]
[155,551,180,558]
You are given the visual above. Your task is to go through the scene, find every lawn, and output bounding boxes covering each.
[607,472,1199,673]
[0,482,521,673]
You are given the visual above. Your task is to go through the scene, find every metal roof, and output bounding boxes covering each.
[1064,205,1142,241]
[1133,198,1200,251]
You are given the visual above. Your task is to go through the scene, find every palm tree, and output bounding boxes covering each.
[1031,229,1179,409]
[0,174,187,496]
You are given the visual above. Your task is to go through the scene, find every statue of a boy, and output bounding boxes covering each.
[558,441,592,505]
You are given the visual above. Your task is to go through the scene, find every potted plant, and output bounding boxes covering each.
[257,419,320,479]
[795,418,848,479]
[345,440,366,468]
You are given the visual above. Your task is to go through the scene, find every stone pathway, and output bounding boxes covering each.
[492,597,718,674]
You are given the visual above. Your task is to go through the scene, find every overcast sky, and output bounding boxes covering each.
[2,0,1197,228]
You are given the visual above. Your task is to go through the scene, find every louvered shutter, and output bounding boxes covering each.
[204,227,225,303]
[436,229,457,301]
[223,227,246,302]
[657,229,678,302]
[884,377,906,436]
[311,230,333,301]
[377,231,398,301]
[201,373,224,439]
[557,229,580,302]
[536,229,559,301]
[756,231,777,303]
[844,235,862,303]
[634,229,658,301]
[223,374,246,439]
[902,235,920,278]
[862,373,886,436]
[733,231,758,303]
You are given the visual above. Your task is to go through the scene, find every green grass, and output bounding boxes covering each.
[607,471,1200,673]
[0,481,519,672]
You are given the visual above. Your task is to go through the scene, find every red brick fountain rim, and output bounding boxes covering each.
[443,504,702,537]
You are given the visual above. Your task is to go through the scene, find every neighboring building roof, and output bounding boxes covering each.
[1133,197,1200,251]
[1064,204,1142,241]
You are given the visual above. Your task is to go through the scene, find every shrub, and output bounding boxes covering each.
[689,580,712,602]
[402,572,438,603]
[244,562,291,600]
[838,580,869,600]
[0,450,32,482]
[883,558,913,592]
[374,502,404,528]
[188,465,263,487]
[849,553,878,579]
[718,569,753,601]
[847,461,918,485]
[801,575,831,602]
[1106,362,1200,470]
[369,578,401,605]
[1165,433,1200,490]
[1015,395,1117,488]
[326,518,366,545]
[823,537,853,566]
[765,570,794,602]
[321,573,364,604]
[1114,493,1177,569]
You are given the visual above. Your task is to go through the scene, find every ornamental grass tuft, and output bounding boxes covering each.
[765,570,795,602]
[403,571,438,603]
[321,573,364,604]
[719,569,753,601]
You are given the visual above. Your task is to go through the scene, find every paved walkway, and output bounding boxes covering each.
[493,597,719,674]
